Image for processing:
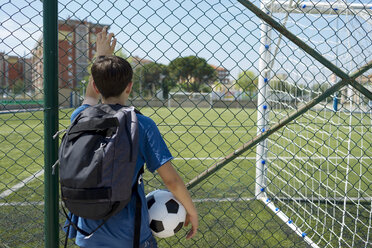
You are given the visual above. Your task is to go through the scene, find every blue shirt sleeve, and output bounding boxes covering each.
[70,104,91,122]
[139,115,173,173]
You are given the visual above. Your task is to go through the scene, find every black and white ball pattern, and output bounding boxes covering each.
[146,189,186,238]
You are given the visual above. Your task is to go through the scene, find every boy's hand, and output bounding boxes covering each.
[185,212,198,240]
[82,26,116,105]
[96,26,116,57]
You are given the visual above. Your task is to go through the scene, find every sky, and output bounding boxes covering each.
[1,0,371,82]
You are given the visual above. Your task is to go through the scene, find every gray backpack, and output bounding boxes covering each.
[58,104,143,247]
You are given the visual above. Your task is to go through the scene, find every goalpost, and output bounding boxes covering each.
[255,1,372,247]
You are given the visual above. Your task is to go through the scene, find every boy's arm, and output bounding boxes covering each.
[82,76,100,105]
[157,161,198,240]
[82,26,117,105]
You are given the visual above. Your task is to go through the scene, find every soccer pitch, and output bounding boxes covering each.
[0,106,371,247]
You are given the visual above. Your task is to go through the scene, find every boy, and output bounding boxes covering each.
[66,27,198,248]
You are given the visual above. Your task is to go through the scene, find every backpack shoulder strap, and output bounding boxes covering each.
[134,108,143,115]
[133,166,144,248]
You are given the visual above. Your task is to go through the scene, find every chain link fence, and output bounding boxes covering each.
[0,0,371,247]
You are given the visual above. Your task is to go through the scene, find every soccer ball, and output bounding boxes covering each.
[146,189,186,238]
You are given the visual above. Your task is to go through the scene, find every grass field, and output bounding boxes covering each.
[0,106,371,247]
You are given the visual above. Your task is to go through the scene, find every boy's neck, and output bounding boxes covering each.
[102,94,128,106]
[102,100,125,105]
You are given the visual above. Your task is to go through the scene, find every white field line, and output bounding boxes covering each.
[0,108,44,114]
[0,169,44,199]
[158,123,250,127]
[173,157,257,160]
[0,128,251,135]
[1,156,369,199]
[174,156,371,161]
[162,130,252,134]
[193,197,255,203]
[0,129,255,135]
[5,126,368,135]
[2,194,371,207]
[0,197,255,207]
[0,201,44,207]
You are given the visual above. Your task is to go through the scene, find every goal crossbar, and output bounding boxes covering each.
[266,1,372,25]
[267,1,372,14]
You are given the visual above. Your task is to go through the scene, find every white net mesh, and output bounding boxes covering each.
[259,1,372,247]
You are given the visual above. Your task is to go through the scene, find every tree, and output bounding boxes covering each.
[114,48,128,59]
[160,73,176,99]
[13,79,24,95]
[235,70,258,93]
[168,56,217,92]
[133,62,173,97]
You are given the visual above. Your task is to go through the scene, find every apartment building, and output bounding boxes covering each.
[210,64,230,85]
[32,19,106,100]
[0,53,32,95]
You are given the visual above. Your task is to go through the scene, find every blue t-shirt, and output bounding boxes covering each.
[66,104,173,248]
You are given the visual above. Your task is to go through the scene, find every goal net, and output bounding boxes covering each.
[255,1,372,247]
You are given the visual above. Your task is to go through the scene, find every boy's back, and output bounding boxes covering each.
[63,27,198,248]
[68,104,173,248]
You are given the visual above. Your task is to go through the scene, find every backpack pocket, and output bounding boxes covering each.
[62,186,114,220]
[60,134,106,188]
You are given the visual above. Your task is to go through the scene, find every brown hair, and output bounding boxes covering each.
[91,55,133,99]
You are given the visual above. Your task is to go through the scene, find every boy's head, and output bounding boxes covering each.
[91,55,133,99]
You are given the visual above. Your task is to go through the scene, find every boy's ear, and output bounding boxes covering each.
[125,82,133,94]
[92,80,100,94]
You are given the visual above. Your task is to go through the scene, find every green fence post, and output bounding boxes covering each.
[43,0,59,247]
